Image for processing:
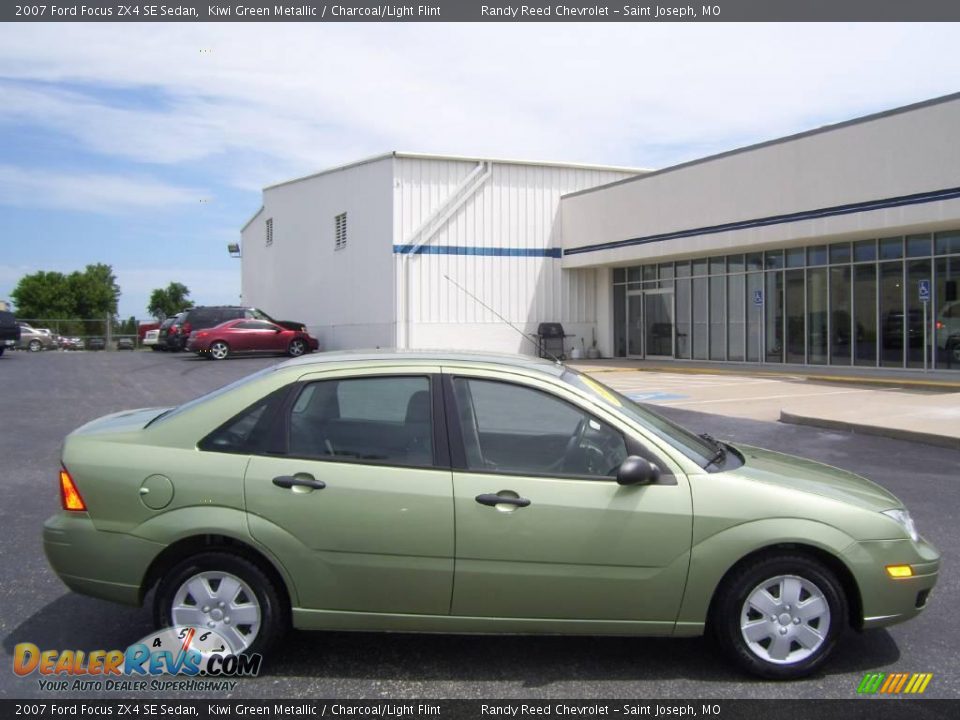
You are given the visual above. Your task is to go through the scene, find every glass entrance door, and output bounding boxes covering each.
[644,290,675,358]
[626,290,674,358]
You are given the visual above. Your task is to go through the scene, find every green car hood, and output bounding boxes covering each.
[733,444,901,512]
[70,407,172,436]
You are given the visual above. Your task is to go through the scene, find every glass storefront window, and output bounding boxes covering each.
[880,237,904,260]
[807,246,828,266]
[642,265,657,281]
[628,267,643,283]
[879,261,904,367]
[727,273,745,361]
[675,261,691,278]
[935,230,960,256]
[727,254,745,273]
[829,243,851,264]
[807,268,828,364]
[709,276,726,360]
[829,266,852,365]
[853,264,877,366]
[746,273,763,362]
[765,251,783,270]
[746,253,763,271]
[785,270,806,363]
[786,248,805,268]
[906,234,932,258]
[675,279,691,359]
[935,257,960,368]
[658,263,675,281]
[613,284,626,357]
[854,239,877,263]
[765,271,784,362]
[613,268,626,284]
[692,277,708,359]
[709,256,726,275]
[693,259,708,276]
[906,259,932,368]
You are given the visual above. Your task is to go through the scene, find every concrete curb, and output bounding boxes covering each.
[779,411,960,451]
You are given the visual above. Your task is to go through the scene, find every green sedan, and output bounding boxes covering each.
[43,352,939,679]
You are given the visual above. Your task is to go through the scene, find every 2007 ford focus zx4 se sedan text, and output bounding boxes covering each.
[43,351,940,678]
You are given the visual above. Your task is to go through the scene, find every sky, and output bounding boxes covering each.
[0,22,958,319]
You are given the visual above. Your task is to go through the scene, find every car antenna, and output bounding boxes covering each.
[443,274,563,365]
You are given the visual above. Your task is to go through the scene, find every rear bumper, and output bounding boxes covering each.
[43,512,165,606]
[843,536,940,630]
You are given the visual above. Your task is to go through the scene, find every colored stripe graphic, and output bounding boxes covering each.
[857,672,933,694]
[393,244,562,258]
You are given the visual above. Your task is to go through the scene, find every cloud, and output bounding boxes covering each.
[0,164,201,214]
[0,23,958,180]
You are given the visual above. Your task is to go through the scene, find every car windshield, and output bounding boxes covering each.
[561,368,716,468]
[147,365,281,427]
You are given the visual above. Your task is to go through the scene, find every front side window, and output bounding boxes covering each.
[453,378,627,478]
[288,376,433,467]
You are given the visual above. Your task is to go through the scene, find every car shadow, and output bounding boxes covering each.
[4,595,900,686]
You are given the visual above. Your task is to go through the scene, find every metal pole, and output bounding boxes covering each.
[923,299,928,372]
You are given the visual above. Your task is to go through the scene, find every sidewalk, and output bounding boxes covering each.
[569,359,960,450]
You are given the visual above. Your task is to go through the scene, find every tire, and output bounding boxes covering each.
[153,552,287,658]
[288,338,307,357]
[712,554,847,679]
[0,347,4,357]
[150,346,160,352]
[209,341,230,360]
[949,339,960,365]
[28,340,41,352]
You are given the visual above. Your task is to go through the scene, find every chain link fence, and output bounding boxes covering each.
[13,315,157,352]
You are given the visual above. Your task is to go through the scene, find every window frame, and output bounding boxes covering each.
[276,373,450,470]
[441,373,674,484]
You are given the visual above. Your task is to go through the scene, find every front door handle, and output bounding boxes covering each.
[475,493,531,508]
[273,475,326,490]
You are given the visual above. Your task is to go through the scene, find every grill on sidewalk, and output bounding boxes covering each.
[533,322,574,360]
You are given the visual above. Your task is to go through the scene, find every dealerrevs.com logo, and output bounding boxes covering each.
[13,626,261,692]
[857,672,934,695]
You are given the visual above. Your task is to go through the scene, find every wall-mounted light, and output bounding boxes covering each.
[227,243,241,258]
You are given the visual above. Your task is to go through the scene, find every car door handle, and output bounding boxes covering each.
[475,493,531,508]
[272,475,326,490]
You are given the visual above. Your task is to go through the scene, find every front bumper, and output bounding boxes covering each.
[843,536,940,629]
[43,512,165,606]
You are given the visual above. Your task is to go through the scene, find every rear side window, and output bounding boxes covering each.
[198,386,287,453]
[288,376,434,467]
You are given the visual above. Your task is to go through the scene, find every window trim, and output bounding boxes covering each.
[275,373,450,470]
[442,374,675,484]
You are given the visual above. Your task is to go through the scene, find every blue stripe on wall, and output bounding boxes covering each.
[564,185,960,256]
[393,244,562,258]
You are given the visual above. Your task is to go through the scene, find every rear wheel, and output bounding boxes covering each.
[712,554,847,679]
[288,338,307,357]
[28,339,41,352]
[154,552,287,657]
[210,341,230,360]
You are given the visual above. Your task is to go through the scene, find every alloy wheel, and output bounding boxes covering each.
[739,574,830,665]
[210,342,229,360]
[289,339,306,357]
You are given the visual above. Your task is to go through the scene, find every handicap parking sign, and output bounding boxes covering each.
[752,289,763,306]
[919,279,930,303]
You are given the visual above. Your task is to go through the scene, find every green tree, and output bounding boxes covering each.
[9,271,74,320]
[11,264,122,335]
[147,282,191,320]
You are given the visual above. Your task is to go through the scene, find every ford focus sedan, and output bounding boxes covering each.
[186,319,319,360]
[42,352,939,679]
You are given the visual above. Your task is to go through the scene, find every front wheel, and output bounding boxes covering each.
[712,554,847,679]
[28,339,42,352]
[209,341,230,360]
[153,552,287,657]
[287,338,307,357]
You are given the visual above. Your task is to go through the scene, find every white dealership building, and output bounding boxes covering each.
[241,92,960,372]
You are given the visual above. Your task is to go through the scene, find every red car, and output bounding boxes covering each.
[186,319,319,360]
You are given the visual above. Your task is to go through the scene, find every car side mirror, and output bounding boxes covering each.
[616,456,661,486]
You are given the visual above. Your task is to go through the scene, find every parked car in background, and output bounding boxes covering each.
[0,311,20,356]
[187,319,319,360]
[143,329,160,350]
[157,313,187,352]
[43,352,939,679]
[116,337,135,351]
[936,300,960,364]
[173,306,308,352]
[17,322,58,352]
[138,321,160,344]
[59,337,84,351]
[86,337,106,351]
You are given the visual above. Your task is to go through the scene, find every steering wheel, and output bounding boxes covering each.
[543,417,589,474]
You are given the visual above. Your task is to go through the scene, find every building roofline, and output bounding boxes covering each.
[263,151,648,192]
[240,205,265,232]
[562,90,960,200]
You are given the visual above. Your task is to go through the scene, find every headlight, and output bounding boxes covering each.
[882,509,919,542]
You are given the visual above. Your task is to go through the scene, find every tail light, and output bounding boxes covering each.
[936,321,944,330]
[59,465,87,512]
[180,322,192,336]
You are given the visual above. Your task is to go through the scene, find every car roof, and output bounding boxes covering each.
[278,349,566,377]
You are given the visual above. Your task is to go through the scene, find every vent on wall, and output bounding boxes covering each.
[265,217,274,246]
[335,212,347,251]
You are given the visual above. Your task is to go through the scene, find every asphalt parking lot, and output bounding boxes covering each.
[1,349,957,700]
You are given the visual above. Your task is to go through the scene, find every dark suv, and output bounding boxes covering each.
[0,311,21,356]
[164,306,307,352]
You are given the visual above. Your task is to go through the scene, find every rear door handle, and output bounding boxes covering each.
[475,493,531,508]
[273,475,326,490]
